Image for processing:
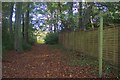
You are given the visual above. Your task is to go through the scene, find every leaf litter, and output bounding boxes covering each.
[2,44,118,78]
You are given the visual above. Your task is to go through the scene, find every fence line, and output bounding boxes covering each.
[59,26,119,67]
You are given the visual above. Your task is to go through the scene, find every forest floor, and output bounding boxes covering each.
[2,44,119,78]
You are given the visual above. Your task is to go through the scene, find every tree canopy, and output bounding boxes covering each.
[2,2,120,52]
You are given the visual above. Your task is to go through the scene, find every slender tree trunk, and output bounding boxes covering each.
[82,8,86,30]
[52,12,54,32]
[25,2,30,43]
[14,2,23,52]
[9,3,14,33]
[49,25,52,32]
[9,3,14,47]
[49,11,53,33]
[79,2,83,30]
[68,2,73,30]
[54,11,57,32]
[58,2,64,30]
[88,2,94,29]
[55,10,58,32]
[22,13,25,38]
[82,2,94,30]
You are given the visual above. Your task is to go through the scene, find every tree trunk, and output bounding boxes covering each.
[14,2,23,52]
[68,2,73,30]
[58,2,64,30]
[56,9,59,32]
[82,2,94,30]
[24,2,30,43]
[54,11,57,32]
[9,2,14,33]
[22,13,25,38]
[79,2,83,30]
[9,2,14,47]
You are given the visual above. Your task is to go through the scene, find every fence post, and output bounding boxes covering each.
[118,26,120,77]
[99,11,103,78]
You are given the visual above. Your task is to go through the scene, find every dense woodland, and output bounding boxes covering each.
[2,2,120,52]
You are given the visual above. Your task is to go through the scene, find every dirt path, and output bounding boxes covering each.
[2,44,117,78]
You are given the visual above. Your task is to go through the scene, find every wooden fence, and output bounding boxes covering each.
[59,26,119,67]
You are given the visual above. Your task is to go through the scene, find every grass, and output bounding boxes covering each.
[48,44,64,49]
[62,50,99,67]
[48,44,98,67]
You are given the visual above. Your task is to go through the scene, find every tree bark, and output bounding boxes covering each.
[25,2,30,43]
[22,13,25,38]
[68,2,73,30]
[82,2,94,30]
[79,2,83,30]
[58,2,63,30]
[9,2,14,33]
[9,3,14,47]
[14,2,23,52]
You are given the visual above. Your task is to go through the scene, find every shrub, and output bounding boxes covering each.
[28,33,37,45]
[22,42,32,51]
[2,33,14,51]
[44,32,58,45]
[29,37,36,45]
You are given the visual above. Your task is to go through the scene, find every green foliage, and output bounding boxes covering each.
[34,30,47,44]
[2,19,14,51]
[29,38,36,45]
[22,41,32,51]
[28,25,37,45]
[29,34,36,45]
[37,39,44,44]
[2,33,13,50]
[48,44,63,50]
[44,32,58,45]
[2,2,37,52]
